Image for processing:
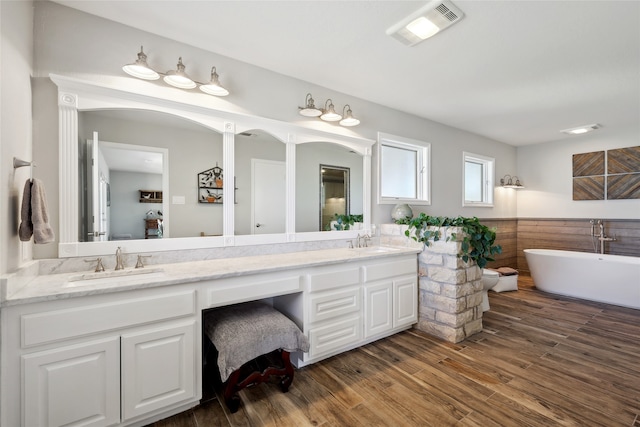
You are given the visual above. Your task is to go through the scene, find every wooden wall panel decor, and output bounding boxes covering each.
[572,176,604,200]
[607,146,640,174]
[572,151,604,177]
[607,173,640,199]
[516,218,640,275]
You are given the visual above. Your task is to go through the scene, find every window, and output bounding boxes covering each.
[463,152,494,207]
[377,133,430,205]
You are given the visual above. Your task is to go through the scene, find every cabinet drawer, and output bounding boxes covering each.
[21,291,196,348]
[207,275,302,308]
[308,267,360,292]
[308,287,360,324]
[363,257,416,282]
[308,316,361,359]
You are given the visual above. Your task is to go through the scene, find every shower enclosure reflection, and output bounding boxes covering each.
[320,165,349,231]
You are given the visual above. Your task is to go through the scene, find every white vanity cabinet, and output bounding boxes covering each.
[287,254,418,367]
[3,286,200,427]
[363,257,418,339]
[22,336,121,427]
[303,264,362,363]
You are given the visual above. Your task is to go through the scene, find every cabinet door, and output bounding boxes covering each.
[22,337,120,427]
[364,282,393,338]
[394,276,418,328]
[121,321,197,421]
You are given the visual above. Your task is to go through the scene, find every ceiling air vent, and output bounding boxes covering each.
[386,0,465,46]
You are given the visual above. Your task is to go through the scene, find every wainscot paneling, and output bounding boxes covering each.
[478,219,517,270]
[517,218,640,275]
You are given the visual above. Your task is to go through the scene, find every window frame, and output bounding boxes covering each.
[462,151,495,207]
[377,132,431,205]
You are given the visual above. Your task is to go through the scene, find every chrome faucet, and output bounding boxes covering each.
[356,233,371,248]
[115,246,125,270]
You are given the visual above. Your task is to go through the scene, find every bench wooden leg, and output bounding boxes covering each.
[223,368,242,413]
[280,350,294,392]
[222,350,295,413]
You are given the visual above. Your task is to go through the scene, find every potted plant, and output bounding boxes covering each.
[330,213,364,231]
[401,213,502,268]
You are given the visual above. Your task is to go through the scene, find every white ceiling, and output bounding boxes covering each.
[52,0,640,146]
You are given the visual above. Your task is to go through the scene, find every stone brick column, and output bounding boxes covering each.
[381,224,484,343]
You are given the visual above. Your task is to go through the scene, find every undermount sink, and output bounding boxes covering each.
[66,267,165,287]
[355,246,401,254]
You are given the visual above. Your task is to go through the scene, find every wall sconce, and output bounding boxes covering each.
[500,175,525,189]
[122,46,229,96]
[298,93,360,126]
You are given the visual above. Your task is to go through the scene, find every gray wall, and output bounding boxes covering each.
[1,1,34,274]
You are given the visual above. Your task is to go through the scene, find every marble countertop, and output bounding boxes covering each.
[2,246,420,307]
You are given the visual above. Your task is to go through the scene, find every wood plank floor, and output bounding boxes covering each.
[148,277,640,427]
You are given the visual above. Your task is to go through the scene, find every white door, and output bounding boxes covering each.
[252,159,286,234]
[121,321,197,420]
[22,337,120,427]
[88,132,107,241]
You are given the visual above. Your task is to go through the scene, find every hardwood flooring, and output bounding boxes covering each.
[148,277,640,426]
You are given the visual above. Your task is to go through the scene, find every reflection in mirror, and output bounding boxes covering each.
[234,130,286,235]
[320,165,349,231]
[78,109,223,241]
[79,139,166,241]
[296,142,363,232]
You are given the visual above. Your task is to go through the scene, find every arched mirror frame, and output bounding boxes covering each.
[52,74,373,257]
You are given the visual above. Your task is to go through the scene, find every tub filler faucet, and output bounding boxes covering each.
[590,220,616,254]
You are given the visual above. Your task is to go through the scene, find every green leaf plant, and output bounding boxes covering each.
[331,214,364,231]
[401,213,502,269]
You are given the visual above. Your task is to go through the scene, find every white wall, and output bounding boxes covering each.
[1,1,33,274]
[110,171,162,240]
[24,1,517,262]
[517,124,640,219]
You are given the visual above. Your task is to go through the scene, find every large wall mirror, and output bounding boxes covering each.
[52,74,373,257]
[79,109,224,241]
[295,142,363,233]
[234,130,286,236]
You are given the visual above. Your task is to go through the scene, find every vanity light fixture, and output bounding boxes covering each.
[500,175,525,189]
[200,67,229,96]
[386,0,465,46]
[298,93,323,117]
[122,46,160,80]
[163,57,197,89]
[298,94,361,126]
[339,105,360,127]
[122,46,229,96]
[560,124,600,135]
[320,99,342,122]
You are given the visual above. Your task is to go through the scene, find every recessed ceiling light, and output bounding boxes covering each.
[560,124,601,135]
[386,0,465,46]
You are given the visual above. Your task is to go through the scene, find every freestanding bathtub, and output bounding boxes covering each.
[524,249,640,310]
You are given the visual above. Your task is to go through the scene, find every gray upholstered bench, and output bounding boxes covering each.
[203,301,310,413]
